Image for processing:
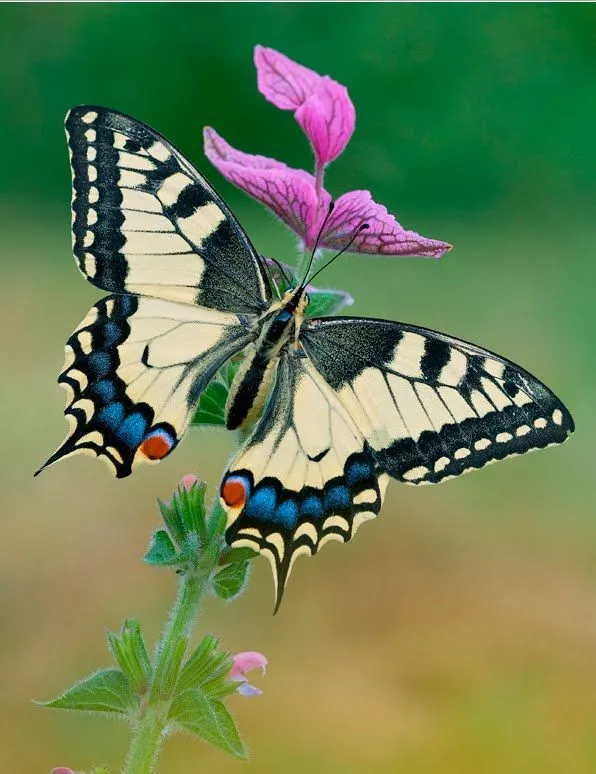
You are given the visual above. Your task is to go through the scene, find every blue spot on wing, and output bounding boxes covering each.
[275,499,299,530]
[302,495,324,520]
[346,460,372,488]
[116,412,148,447]
[324,484,350,512]
[97,402,125,430]
[91,379,117,404]
[101,320,121,349]
[88,351,111,379]
[245,486,277,522]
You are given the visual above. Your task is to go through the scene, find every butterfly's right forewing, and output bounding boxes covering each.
[66,106,271,314]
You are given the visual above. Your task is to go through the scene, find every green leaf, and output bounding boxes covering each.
[218,546,258,565]
[306,286,354,317]
[144,529,178,566]
[40,668,137,714]
[107,619,152,695]
[212,561,250,601]
[169,689,247,759]
[192,359,241,427]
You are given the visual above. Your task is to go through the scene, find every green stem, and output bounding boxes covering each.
[149,573,205,703]
[123,505,219,774]
[123,710,163,774]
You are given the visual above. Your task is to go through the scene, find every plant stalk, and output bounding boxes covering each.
[123,511,217,773]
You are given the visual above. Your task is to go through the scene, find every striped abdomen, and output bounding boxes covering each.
[225,349,279,430]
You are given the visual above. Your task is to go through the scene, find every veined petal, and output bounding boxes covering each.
[204,127,321,240]
[255,46,356,166]
[295,80,355,165]
[255,45,320,110]
[204,126,297,175]
[322,190,451,258]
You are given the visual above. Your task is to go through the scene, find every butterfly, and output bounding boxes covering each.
[38,106,574,610]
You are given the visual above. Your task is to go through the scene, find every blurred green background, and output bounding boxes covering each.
[1,3,594,772]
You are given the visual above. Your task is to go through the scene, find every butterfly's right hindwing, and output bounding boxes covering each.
[37,295,253,477]
[66,106,270,313]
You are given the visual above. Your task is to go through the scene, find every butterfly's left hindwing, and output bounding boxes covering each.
[37,295,253,477]
[66,106,270,313]
[221,353,389,612]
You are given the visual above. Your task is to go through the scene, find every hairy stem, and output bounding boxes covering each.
[123,508,218,773]
[123,710,164,774]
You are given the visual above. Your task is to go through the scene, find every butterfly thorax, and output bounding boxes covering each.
[225,287,309,431]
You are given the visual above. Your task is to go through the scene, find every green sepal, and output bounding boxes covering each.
[151,636,187,702]
[265,258,354,317]
[169,689,247,759]
[176,634,218,695]
[176,635,238,706]
[306,286,354,318]
[206,500,228,543]
[144,529,179,567]
[192,359,241,427]
[39,668,137,715]
[212,560,250,601]
[155,480,209,573]
[106,619,152,695]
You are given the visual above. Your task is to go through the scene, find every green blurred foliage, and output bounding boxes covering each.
[1,4,595,774]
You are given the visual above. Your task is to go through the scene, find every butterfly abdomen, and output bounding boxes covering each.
[225,295,305,431]
[225,350,279,431]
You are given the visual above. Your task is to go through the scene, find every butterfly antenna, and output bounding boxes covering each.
[299,201,335,289]
[306,223,369,286]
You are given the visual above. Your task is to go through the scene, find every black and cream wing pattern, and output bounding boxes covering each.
[40,105,574,610]
[37,105,268,477]
[221,316,574,609]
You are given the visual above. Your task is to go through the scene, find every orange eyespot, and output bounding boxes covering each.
[140,432,173,460]
[222,476,248,508]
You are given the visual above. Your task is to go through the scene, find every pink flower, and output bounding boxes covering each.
[204,46,450,259]
[51,769,75,774]
[255,45,355,167]
[204,127,449,257]
[230,651,267,697]
[179,474,199,492]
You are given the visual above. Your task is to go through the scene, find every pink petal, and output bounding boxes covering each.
[204,126,293,175]
[255,45,320,110]
[254,46,356,166]
[230,651,268,679]
[295,80,355,165]
[322,190,451,258]
[179,474,199,491]
[204,127,330,245]
[51,769,76,774]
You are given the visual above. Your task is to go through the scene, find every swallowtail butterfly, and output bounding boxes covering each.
[38,107,574,610]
